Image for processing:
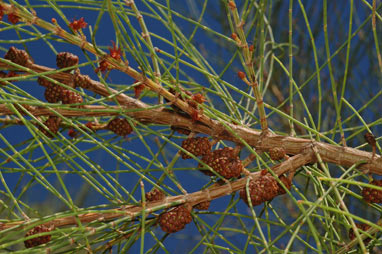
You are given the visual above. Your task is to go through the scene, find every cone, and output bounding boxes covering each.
[74,72,92,89]
[37,77,52,87]
[56,52,79,71]
[239,175,280,206]
[107,118,133,137]
[180,137,211,159]
[269,147,286,161]
[39,116,61,138]
[362,180,382,203]
[44,85,64,103]
[159,206,192,233]
[61,89,83,104]
[145,188,165,202]
[194,200,210,210]
[199,147,242,179]
[24,225,52,248]
[4,46,31,66]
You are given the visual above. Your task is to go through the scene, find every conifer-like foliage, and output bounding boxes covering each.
[0,0,381,253]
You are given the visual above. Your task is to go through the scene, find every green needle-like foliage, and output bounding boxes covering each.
[0,0,381,253]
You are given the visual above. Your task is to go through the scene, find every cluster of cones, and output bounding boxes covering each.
[3,47,133,139]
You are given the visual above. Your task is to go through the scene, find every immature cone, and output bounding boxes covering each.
[37,77,52,87]
[24,225,52,248]
[159,206,192,233]
[194,200,210,210]
[199,147,243,179]
[61,89,83,104]
[269,147,286,161]
[39,116,61,138]
[74,72,92,89]
[349,223,372,245]
[239,175,281,206]
[56,52,79,71]
[145,188,165,202]
[107,118,133,137]
[362,180,382,203]
[44,85,64,103]
[4,46,31,67]
[180,137,211,159]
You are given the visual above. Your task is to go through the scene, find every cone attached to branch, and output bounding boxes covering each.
[56,52,79,71]
[199,147,243,179]
[24,225,52,248]
[4,46,31,67]
[240,175,292,206]
[44,84,64,103]
[362,179,382,203]
[145,188,165,202]
[61,89,83,104]
[269,147,286,161]
[39,116,61,138]
[194,200,210,210]
[107,118,133,137]
[180,137,211,159]
[159,205,192,233]
[74,72,92,89]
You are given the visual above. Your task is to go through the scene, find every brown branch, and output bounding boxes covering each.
[0,152,314,231]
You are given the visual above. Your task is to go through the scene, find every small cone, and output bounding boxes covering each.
[194,201,210,210]
[56,52,79,71]
[74,73,92,89]
[24,225,52,248]
[145,188,165,202]
[362,180,382,203]
[239,175,280,206]
[180,137,211,159]
[199,147,242,179]
[61,89,83,104]
[44,85,64,103]
[107,118,133,137]
[269,147,286,161]
[39,116,61,138]
[37,77,52,87]
[4,46,31,67]
[159,206,192,233]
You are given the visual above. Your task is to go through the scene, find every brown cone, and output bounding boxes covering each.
[44,85,64,103]
[107,118,133,137]
[39,116,61,138]
[61,89,83,104]
[362,180,382,203]
[37,77,52,87]
[4,46,31,66]
[159,206,192,233]
[269,147,286,161]
[74,72,92,89]
[24,225,52,248]
[239,175,280,206]
[56,52,79,71]
[145,188,165,202]
[194,200,210,210]
[349,223,372,245]
[180,137,211,159]
[199,147,242,179]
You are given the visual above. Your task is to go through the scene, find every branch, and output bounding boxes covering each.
[0,152,314,231]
